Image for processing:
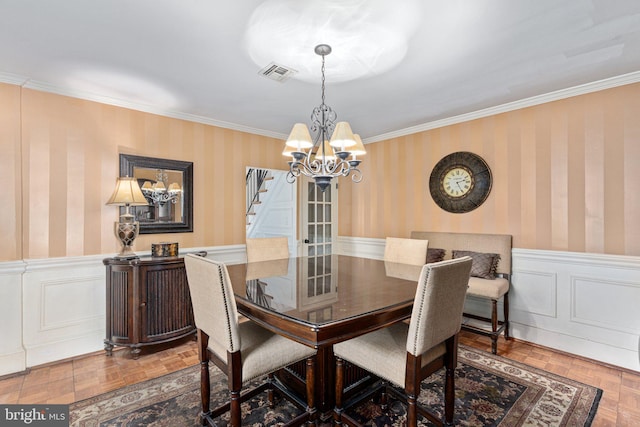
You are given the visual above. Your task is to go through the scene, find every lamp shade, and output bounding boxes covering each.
[168,182,182,193]
[350,134,367,157]
[329,121,356,149]
[285,123,314,150]
[312,140,335,161]
[282,142,295,157]
[106,177,149,206]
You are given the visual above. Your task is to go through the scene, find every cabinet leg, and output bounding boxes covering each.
[104,342,114,356]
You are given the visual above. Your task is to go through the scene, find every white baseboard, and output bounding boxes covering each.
[0,350,27,377]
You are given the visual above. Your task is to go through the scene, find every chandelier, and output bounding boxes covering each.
[140,169,182,205]
[283,44,366,191]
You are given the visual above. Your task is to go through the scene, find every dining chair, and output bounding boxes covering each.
[333,256,473,427]
[246,236,290,262]
[184,254,317,427]
[383,237,429,266]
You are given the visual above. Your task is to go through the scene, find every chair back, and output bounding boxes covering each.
[246,236,289,262]
[406,257,472,356]
[184,254,241,358]
[384,237,429,266]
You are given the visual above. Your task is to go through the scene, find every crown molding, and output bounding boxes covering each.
[363,71,640,144]
[0,72,288,140]
[3,70,639,144]
[0,71,30,85]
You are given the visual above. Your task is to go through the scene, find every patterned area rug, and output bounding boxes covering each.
[69,346,601,426]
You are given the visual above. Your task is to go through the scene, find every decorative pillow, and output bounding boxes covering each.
[426,248,446,263]
[452,250,500,279]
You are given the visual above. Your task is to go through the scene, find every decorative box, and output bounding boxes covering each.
[151,242,179,258]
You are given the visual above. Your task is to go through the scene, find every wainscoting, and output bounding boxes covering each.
[1,239,638,377]
[338,236,640,372]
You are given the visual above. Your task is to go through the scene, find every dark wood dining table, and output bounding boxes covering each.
[226,254,423,414]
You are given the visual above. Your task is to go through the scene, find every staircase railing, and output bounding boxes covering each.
[246,168,270,222]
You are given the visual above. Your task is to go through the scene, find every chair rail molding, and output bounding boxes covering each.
[336,237,640,372]
[2,241,637,375]
[0,244,248,376]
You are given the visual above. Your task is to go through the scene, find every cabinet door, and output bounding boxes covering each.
[139,261,195,343]
[105,265,136,344]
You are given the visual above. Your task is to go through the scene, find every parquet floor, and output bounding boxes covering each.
[1,331,638,426]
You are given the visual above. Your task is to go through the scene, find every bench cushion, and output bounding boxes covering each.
[467,277,509,300]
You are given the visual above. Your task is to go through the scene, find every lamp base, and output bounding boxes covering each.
[114,221,140,258]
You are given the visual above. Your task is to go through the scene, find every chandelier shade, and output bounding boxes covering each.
[140,169,182,205]
[284,44,365,191]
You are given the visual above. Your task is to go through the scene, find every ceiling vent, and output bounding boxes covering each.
[259,62,297,82]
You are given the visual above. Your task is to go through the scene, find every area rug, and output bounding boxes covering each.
[69,345,601,426]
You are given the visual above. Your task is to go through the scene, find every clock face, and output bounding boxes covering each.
[443,167,474,198]
[429,152,492,213]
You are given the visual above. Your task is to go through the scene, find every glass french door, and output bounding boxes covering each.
[301,178,338,257]
[300,178,338,317]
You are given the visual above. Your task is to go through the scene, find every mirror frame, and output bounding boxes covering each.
[119,154,193,234]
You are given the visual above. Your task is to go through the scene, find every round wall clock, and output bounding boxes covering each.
[429,151,492,213]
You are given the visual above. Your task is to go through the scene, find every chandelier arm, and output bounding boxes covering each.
[350,167,363,183]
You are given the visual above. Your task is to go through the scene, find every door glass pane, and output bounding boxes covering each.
[308,225,315,243]
[317,225,324,242]
[308,182,316,201]
[317,204,323,222]
[325,205,331,221]
[308,278,314,296]
[308,204,315,222]
[326,225,331,242]
[325,188,331,202]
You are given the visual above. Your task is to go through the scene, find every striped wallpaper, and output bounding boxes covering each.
[1,82,639,261]
[339,83,640,256]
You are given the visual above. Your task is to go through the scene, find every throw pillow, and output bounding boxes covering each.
[426,248,446,263]
[452,250,500,279]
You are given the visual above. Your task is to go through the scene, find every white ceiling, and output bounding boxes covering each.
[1,0,640,142]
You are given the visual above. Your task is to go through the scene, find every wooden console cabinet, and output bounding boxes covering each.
[103,253,204,358]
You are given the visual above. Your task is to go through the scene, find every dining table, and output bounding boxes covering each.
[226,254,423,414]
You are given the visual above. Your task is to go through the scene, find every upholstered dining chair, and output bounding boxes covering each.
[333,257,473,427]
[246,236,290,262]
[383,237,429,266]
[184,254,317,427]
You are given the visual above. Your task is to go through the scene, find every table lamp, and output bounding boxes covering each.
[106,176,149,258]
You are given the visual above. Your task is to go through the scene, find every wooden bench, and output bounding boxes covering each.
[411,231,512,354]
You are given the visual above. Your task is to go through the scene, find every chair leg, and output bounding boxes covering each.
[228,351,243,427]
[334,357,345,426]
[197,330,211,426]
[229,389,241,427]
[503,292,510,340]
[407,393,418,427]
[491,299,498,354]
[443,362,455,426]
[305,356,317,425]
[267,373,275,408]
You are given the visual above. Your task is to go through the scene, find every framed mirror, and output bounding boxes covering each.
[120,154,193,234]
